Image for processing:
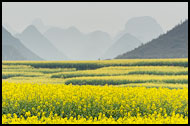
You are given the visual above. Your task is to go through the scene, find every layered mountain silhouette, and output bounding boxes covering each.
[2,26,43,60]
[116,20,188,59]
[115,16,164,43]
[16,25,68,60]
[3,16,186,61]
[32,18,51,34]
[44,26,112,60]
[102,33,142,59]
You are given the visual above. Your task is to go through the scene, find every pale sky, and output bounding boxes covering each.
[2,2,188,37]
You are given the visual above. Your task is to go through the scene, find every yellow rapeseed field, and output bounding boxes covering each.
[2,81,188,124]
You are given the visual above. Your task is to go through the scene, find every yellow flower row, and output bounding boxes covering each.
[2,112,188,124]
[2,81,188,124]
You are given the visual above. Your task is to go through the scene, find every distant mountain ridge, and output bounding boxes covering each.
[2,26,43,61]
[16,25,68,60]
[44,26,112,60]
[102,16,163,60]
[116,20,188,59]
[4,16,182,61]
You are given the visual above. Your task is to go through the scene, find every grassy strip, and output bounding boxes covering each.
[64,75,188,85]
[2,59,188,70]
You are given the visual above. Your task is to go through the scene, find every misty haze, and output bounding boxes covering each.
[2,2,188,124]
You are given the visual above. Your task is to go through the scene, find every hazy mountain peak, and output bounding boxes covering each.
[17,24,69,60]
[114,16,164,44]
[32,18,51,33]
[88,30,111,38]
[116,33,141,45]
[125,16,159,28]
[22,25,40,34]
[67,26,81,34]
[102,33,141,59]
[2,26,43,60]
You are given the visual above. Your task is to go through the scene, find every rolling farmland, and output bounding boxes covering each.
[2,58,188,124]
